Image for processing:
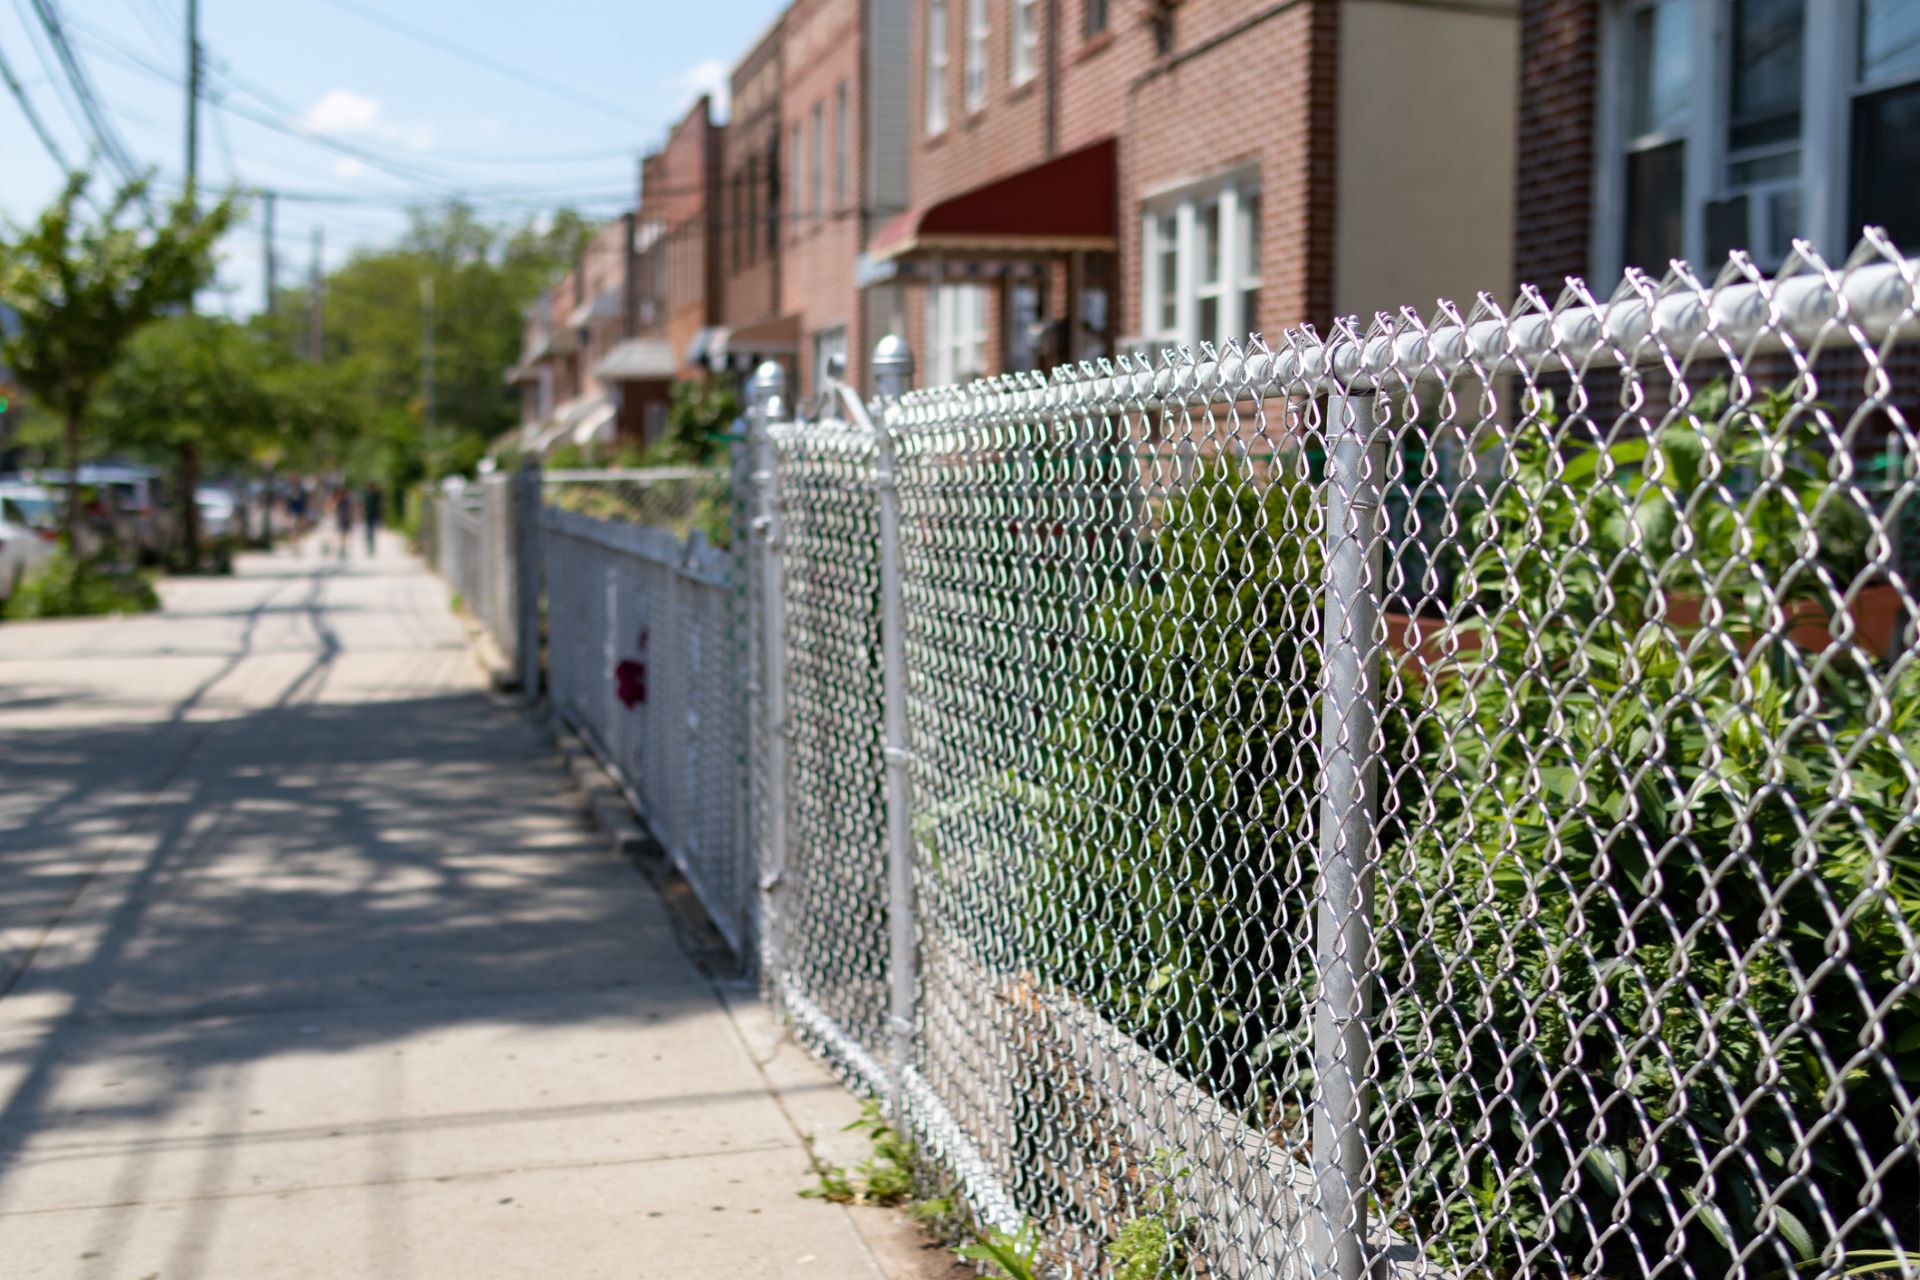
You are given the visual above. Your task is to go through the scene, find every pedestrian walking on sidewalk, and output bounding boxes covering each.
[362,482,384,557]
[331,488,354,560]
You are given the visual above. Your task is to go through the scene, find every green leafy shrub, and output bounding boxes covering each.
[1031,456,1325,1103]
[1372,387,1917,1275]
[1015,387,1914,1277]
[3,550,159,619]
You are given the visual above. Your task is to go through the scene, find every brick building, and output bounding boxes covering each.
[1515,0,1920,295]
[776,0,913,400]
[865,0,1519,387]
[717,15,795,378]
[641,98,727,382]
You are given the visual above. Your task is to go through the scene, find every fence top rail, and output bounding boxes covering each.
[540,503,733,586]
[880,238,1916,425]
[543,467,715,484]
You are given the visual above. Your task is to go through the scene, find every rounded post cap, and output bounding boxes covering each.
[871,334,914,381]
[750,360,787,398]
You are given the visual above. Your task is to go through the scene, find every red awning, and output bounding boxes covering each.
[869,138,1117,262]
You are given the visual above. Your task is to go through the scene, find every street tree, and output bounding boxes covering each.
[96,315,280,568]
[0,173,239,546]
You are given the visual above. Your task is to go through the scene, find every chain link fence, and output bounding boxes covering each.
[542,466,753,953]
[424,236,1919,1279]
[432,473,525,672]
[750,239,1919,1280]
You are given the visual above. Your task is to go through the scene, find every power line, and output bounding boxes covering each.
[311,0,658,130]
[22,0,142,183]
[0,36,74,170]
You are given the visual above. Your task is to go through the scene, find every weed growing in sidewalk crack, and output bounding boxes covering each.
[800,1100,914,1206]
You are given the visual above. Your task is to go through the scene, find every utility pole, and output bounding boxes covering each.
[307,226,324,361]
[421,274,436,460]
[183,0,200,205]
[262,190,277,317]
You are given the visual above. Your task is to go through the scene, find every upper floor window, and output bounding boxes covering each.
[1013,0,1039,85]
[1854,0,1920,246]
[790,121,804,233]
[1138,175,1262,350]
[834,82,850,209]
[811,101,825,222]
[965,0,990,112]
[927,0,950,134]
[1600,0,1920,280]
[1084,0,1109,38]
[766,133,781,254]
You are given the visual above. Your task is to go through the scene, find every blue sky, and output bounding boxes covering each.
[0,0,781,316]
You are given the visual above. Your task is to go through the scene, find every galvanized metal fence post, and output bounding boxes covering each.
[748,361,791,988]
[1311,381,1383,1280]
[870,335,917,1123]
[516,460,543,700]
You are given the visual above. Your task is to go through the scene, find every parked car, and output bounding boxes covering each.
[32,465,174,562]
[0,495,57,600]
[0,479,102,557]
[196,487,237,540]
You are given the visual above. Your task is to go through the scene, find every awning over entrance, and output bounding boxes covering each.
[866,138,1117,265]
[723,313,801,359]
[592,338,678,383]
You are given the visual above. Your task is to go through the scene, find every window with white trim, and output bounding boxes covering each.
[1138,176,1262,349]
[1598,0,1920,280]
[834,81,849,210]
[812,326,848,394]
[927,282,989,385]
[1853,0,1920,246]
[965,0,989,112]
[926,0,950,134]
[810,101,825,222]
[789,120,804,232]
[1012,0,1039,86]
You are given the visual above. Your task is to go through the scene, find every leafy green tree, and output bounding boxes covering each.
[253,202,592,488]
[0,173,238,545]
[95,315,280,567]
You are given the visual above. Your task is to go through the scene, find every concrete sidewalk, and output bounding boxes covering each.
[0,535,953,1279]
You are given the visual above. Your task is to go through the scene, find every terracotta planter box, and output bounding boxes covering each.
[1385,583,1907,673]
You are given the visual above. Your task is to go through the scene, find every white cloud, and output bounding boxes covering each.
[331,157,368,179]
[299,89,435,153]
[674,59,731,123]
[302,89,381,135]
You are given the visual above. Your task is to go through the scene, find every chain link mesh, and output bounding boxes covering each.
[768,418,894,1086]
[425,236,1919,1279]
[761,238,1919,1279]
[540,471,752,952]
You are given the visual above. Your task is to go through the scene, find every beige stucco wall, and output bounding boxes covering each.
[1333,0,1518,324]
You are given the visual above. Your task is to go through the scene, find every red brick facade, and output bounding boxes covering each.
[722,17,786,343]
[780,0,865,400]
[1513,0,1599,293]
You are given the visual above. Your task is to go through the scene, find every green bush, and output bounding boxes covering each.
[1017,387,1915,1277]
[1373,388,1917,1275]
[4,550,159,619]
[1029,456,1326,1102]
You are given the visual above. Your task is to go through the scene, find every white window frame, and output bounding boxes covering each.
[926,0,950,135]
[789,120,804,230]
[965,0,990,112]
[1591,0,1906,284]
[1138,173,1261,351]
[926,281,989,385]
[812,325,848,393]
[1012,0,1039,87]
[810,101,825,222]
[834,81,849,210]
